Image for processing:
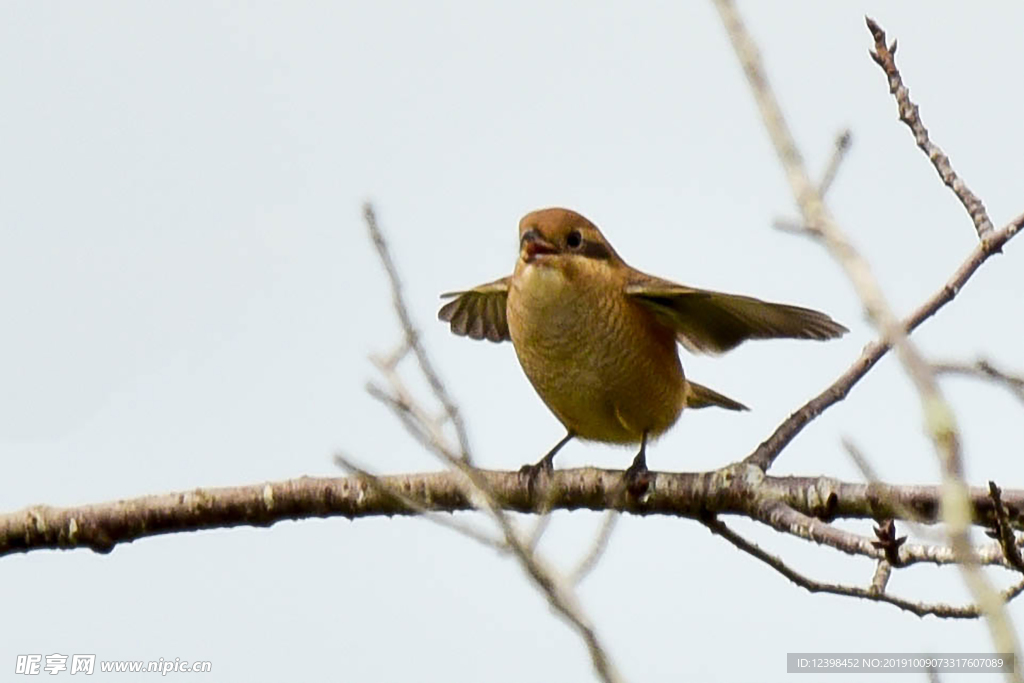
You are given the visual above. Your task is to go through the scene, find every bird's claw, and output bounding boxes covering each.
[518,456,553,487]
[623,459,652,499]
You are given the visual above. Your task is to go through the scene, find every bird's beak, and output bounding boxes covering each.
[520,229,558,263]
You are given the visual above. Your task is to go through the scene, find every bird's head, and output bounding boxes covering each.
[517,208,622,268]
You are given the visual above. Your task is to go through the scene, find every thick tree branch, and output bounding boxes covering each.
[5,469,1024,562]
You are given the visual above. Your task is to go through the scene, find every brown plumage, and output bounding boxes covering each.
[438,208,847,475]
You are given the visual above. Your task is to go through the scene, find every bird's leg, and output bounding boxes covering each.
[623,430,651,496]
[519,431,574,480]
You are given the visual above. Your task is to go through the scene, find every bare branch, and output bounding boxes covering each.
[935,359,1024,405]
[870,559,893,594]
[333,452,506,553]
[7,469,1024,562]
[714,2,1021,665]
[716,0,957,470]
[336,456,623,683]
[704,514,1024,619]
[774,129,853,234]
[755,501,944,569]
[442,464,624,683]
[745,210,1021,472]
[843,437,954,550]
[865,17,995,239]
[366,372,460,463]
[569,511,621,586]
[364,204,474,463]
[818,129,853,197]
[842,437,880,482]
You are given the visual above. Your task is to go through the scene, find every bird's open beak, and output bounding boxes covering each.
[520,229,557,263]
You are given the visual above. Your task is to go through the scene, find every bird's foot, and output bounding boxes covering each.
[518,455,556,507]
[623,451,652,499]
[518,432,572,492]
[518,454,554,488]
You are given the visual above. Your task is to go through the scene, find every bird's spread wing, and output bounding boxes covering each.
[625,275,848,354]
[438,277,511,343]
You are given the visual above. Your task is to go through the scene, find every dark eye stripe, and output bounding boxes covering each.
[579,240,613,260]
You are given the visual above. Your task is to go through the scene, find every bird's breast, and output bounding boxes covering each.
[507,260,685,444]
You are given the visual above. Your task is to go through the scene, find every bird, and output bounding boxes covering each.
[438,207,847,484]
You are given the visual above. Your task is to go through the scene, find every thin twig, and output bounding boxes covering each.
[569,511,621,586]
[746,210,1021,472]
[774,129,853,234]
[934,359,1024,405]
[870,559,892,594]
[759,501,884,561]
[527,510,554,553]
[367,364,462,463]
[842,437,880,483]
[761,487,1019,569]
[703,514,1024,618]
[843,436,948,547]
[526,471,575,551]
[333,453,506,553]
[818,129,853,196]
[364,203,474,463]
[717,0,957,466]
[865,18,994,239]
[437,458,624,683]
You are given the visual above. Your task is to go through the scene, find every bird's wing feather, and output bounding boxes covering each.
[438,277,511,343]
[625,274,848,354]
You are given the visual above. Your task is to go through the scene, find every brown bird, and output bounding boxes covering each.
[438,208,846,482]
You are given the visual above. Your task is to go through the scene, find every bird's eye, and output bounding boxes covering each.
[566,230,583,249]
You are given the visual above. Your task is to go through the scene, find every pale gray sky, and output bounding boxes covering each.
[2,3,1023,681]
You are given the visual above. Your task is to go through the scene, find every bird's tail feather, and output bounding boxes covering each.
[685,381,749,411]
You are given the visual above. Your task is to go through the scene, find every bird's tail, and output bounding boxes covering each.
[684,380,749,411]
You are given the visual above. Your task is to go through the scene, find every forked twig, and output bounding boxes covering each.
[364,204,474,463]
